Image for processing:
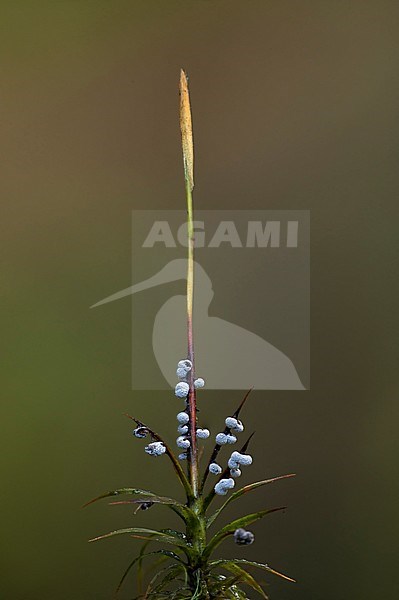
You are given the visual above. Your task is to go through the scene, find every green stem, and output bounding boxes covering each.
[186,497,209,597]
[185,180,199,498]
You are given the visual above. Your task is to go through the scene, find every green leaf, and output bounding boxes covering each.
[109,495,181,507]
[218,562,269,599]
[159,528,187,541]
[208,574,250,600]
[114,550,183,597]
[83,487,162,507]
[83,488,191,522]
[210,559,295,583]
[141,562,188,598]
[203,507,286,559]
[88,527,189,551]
[207,474,295,527]
[137,539,152,595]
[150,563,187,594]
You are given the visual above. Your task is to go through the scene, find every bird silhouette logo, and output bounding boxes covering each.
[91,258,304,390]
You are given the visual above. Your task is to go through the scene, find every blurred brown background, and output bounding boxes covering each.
[1,1,398,598]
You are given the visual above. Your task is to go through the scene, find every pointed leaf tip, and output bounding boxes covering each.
[233,387,254,418]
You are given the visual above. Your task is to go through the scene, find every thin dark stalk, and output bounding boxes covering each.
[123,414,193,500]
[201,388,253,491]
[202,433,256,512]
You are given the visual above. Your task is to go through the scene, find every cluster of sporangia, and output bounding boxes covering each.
[133,358,255,546]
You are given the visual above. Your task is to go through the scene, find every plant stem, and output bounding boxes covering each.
[180,69,199,498]
[186,180,199,498]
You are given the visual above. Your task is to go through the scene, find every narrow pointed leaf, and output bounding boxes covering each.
[159,528,187,541]
[207,474,296,527]
[83,488,160,508]
[150,563,187,594]
[217,575,249,598]
[84,488,191,522]
[89,527,189,550]
[114,550,183,597]
[137,539,152,595]
[210,559,295,583]
[144,562,187,597]
[109,494,182,508]
[108,496,192,522]
[218,562,268,598]
[233,387,254,419]
[142,546,185,580]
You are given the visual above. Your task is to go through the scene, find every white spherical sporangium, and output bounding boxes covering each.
[214,478,235,496]
[230,468,242,478]
[176,436,190,449]
[209,463,222,475]
[177,359,192,371]
[177,412,189,424]
[225,416,244,433]
[196,428,210,439]
[228,457,238,469]
[230,451,253,466]
[144,441,166,457]
[215,433,228,445]
[176,366,188,379]
[175,382,189,398]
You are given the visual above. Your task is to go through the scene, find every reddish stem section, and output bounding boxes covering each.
[187,313,199,497]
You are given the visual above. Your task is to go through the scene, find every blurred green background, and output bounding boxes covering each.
[1,1,398,598]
